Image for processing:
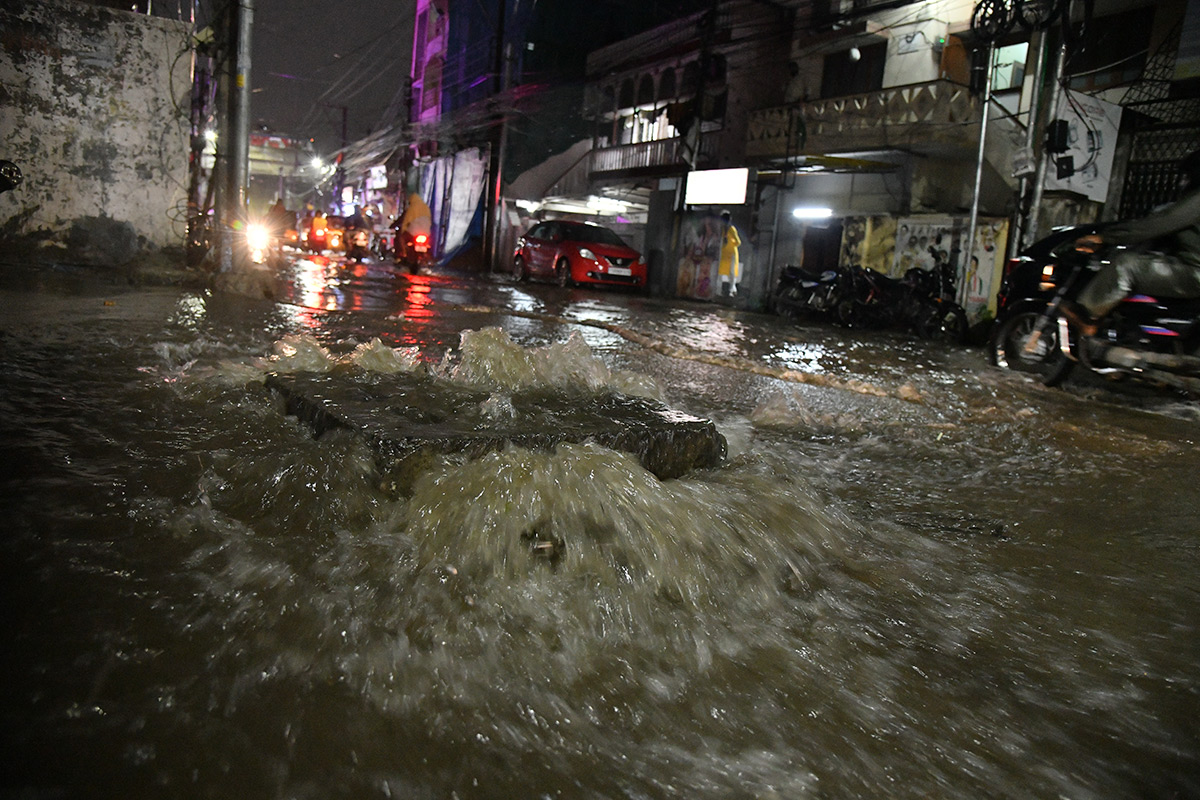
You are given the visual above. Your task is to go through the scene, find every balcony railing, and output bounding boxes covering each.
[589,136,717,179]
[746,80,981,160]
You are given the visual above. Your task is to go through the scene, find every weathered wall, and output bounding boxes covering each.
[0,0,190,266]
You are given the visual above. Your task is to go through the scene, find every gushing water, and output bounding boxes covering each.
[3,284,1198,799]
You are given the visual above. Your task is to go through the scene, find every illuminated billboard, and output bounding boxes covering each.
[684,168,749,206]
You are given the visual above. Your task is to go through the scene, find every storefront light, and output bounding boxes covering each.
[587,196,627,214]
[792,207,833,219]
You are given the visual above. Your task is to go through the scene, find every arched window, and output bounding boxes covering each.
[681,61,700,96]
[618,78,635,110]
[637,74,655,107]
[658,69,676,102]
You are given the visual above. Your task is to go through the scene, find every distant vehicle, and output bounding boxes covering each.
[324,215,346,252]
[513,220,647,289]
[395,230,432,274]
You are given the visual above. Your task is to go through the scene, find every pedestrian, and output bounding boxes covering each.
[719,210,742,296]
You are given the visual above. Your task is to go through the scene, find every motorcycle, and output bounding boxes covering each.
[395,230,432,274]
[245,223,280,265]
[304,224,328,254]
[770,264,845,320]
[839,263,969,343]
[989,241,1200,394]
[372,228,394,261]
[344,226,371,262]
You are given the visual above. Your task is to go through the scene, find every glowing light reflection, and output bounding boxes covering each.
[771,341,830,374]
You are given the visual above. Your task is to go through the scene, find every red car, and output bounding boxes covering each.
[513,220,647,289]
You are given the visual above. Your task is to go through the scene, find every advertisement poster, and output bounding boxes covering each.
[675,212,723,299]
[891,215,1009,319]
[1044,91,1123,203]
[963,218,1009,319]
[892,216,959,277]
[840,217,897,274]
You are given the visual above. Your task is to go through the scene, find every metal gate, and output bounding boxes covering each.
[1120,127,1200,219]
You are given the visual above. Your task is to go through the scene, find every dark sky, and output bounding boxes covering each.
[250,0,414,155]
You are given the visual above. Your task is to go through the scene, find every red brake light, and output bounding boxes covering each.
[414,233,428,244]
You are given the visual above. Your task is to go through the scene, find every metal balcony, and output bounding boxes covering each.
[588,137,717,180]
[746,79,982,161]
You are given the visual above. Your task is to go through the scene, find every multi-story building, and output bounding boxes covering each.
[526,0,1199,318]
[404,0,719,267]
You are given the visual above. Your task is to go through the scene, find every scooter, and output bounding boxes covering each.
[344,226,371,262]
[770,264,844,320]
[305,225,328,254]
[990,245,1200,394]
[245,223,283,266]
[395,230,432,274]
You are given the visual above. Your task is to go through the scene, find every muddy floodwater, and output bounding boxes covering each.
[2,265,1199,799]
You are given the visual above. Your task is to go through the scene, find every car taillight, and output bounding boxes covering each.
[1004,258,1020,277]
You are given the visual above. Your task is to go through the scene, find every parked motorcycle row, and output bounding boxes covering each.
[770,254,969,344]
[770,227,1200,398]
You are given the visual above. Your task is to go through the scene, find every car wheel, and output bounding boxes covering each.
[513,255,527,282]
[555,258,571,287]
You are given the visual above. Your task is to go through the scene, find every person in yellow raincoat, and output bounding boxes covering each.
[396,193,432,240]
[392,193,434,266]
[718,210,742,296]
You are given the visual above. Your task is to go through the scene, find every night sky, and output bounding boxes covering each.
[249,0,414,155]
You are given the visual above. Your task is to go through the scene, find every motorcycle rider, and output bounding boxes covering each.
[1067,150,1200,335]
[345,205,369,232]
[394,192,433,261]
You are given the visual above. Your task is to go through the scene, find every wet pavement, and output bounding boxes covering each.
[2,250,1199,798]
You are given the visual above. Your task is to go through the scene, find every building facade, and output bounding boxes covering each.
[507,0,1199,319]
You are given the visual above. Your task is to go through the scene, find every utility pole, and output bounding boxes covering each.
[1027,39,1067,246]
[1008,30,1047,256]
[323,103,349,209]
[215,0,254,272]
[483,0,508,273]
[963,43,996,307]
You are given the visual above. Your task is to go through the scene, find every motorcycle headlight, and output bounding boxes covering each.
[246,224,270,251]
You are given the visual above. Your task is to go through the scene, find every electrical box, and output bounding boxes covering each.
[1056,155,1075,180]
[1046,119,1070,154]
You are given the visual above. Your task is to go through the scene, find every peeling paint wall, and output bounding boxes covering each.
[0,0,190,264]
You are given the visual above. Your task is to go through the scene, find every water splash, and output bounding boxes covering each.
[439,327,663,401]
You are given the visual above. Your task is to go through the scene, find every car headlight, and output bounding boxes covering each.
[578,248,597,261]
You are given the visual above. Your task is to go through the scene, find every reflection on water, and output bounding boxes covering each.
[2,282,1198,799]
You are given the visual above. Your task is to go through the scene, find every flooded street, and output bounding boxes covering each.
[2,256,1198,799]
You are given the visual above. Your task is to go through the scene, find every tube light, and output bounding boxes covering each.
[792,207,834,219]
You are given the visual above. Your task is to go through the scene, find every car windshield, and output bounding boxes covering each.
[564,224,626,247]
